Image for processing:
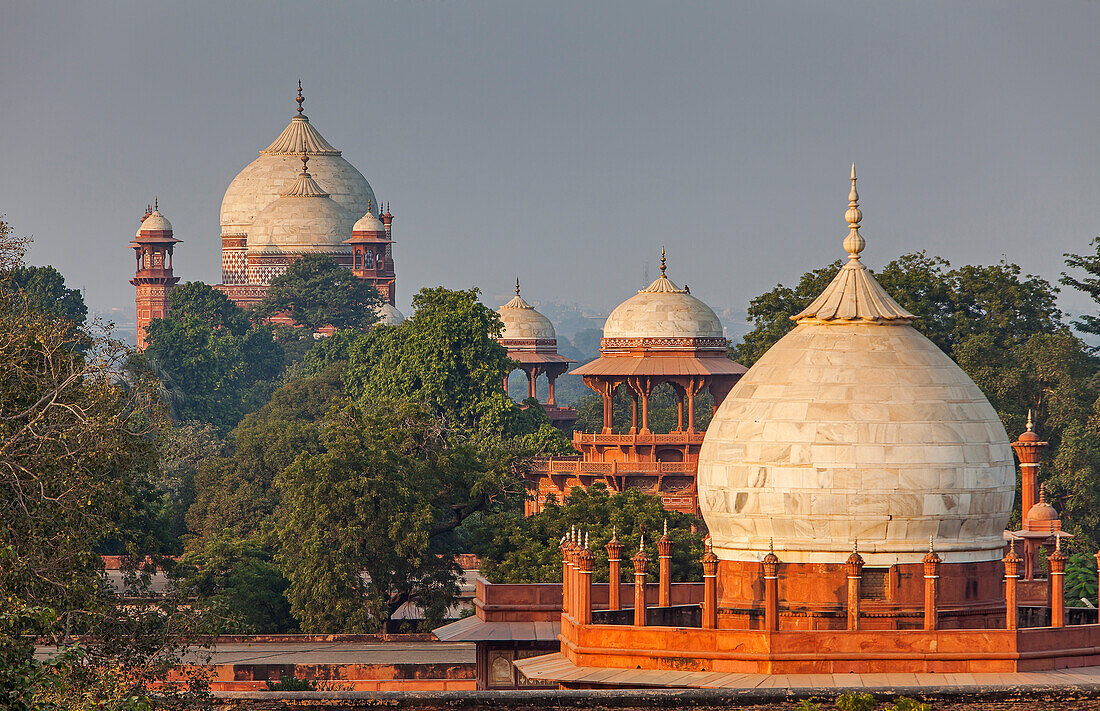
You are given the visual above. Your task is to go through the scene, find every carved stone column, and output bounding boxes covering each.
[762,541,779,632]
[702,544,719,629]
[1003,543,1021,630]
[633,536,650,627]
[605,532,623,611]
[657,520,672,608]
[1049,539,1067,628]
[846,544,865,632]
[923,537,941,632]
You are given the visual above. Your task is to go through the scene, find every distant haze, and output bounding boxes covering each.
[2,2,1098,334]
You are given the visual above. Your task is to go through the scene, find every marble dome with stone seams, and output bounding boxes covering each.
[246,157,356,254]
[697,168,1014,566]
[602,253,723,341]
[498,284,556,341]
[219,95,376,235]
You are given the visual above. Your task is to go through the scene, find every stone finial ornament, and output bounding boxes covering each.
[296,79,305,115]
[660,247,667,277]
[515,278,521,297]
[843,163,865,259]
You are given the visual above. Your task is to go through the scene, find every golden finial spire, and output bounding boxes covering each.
[515,278,521,297]
[660,247,667,277]
[1026,409,1034,432]
[843,163,865,259]
[296,80,305,115]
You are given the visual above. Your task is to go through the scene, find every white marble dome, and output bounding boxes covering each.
[603,270,723,340]
[246,194,355,254]
[498,289,556,340]
[139,210,173,232]
[374,302,405,326]
[697,172,1014,566]
[220,115,376,234]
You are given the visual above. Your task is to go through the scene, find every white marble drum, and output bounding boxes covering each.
[697,168,1014,566]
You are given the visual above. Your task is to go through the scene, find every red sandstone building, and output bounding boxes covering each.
[525,251,746,516]
[439,167,1100,688]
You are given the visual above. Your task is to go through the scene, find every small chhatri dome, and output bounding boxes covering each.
[353,202,385,232]
[1027,484,1059,522]
[698,167,1014,566]
[498,279,556,341]
[139,207,173,233]
[602,249,724,340]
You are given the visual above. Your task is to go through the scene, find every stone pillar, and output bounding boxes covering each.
[702,545,719,629]
[1004,544,1021,630]
[548,374,557,406]
[846,545,865,632]
[560,533,572,618]
[577,542,594,625]
[630,394,638,433]
[1049,539,1067,628]
[633,536,649,627]
[923,537,941,632]
[686,382,696,433]
[762,542,779,632]
[657,521,672,608]
[606,533,623,611]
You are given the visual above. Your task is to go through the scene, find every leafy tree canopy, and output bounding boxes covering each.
[471,483,705,584]
[258,253,382,332]
[274,401,520,632]
[1,264,87,326]
[142,282,284,430]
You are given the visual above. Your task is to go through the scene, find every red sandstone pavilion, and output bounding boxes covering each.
[437,167,1100,689]
[525,250,747,516]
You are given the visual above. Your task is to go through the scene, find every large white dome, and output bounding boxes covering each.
[220,115,376,234]
[697,171,1014,566]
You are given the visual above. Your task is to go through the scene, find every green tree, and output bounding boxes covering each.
[1062,236,1100,337]
[344,287,573,452]
[275,402,518,632]
[176,534,296,633]
[156,422,226,550]
[258,253,382,331]
[1064,552,1098,606]
[186,365,345,541]
[2,264,87,325]
[0,218,211,708]
[471,483,705,585]
[573,383,714,434]
[142,282,284,430]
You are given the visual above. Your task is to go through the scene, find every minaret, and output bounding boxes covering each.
[130,200,181,349]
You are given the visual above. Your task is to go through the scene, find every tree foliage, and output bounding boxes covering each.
[472,483,705,585]
[258,253,383,332]
[2,264,88,326]
[275,402,519,632]
[142,281,283,430]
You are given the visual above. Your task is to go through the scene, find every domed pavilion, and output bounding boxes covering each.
[500,167,1100,688]
[526,251,747,516]
[497,280,577,430]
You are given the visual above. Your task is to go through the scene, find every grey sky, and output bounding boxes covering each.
[2,1,1098,332]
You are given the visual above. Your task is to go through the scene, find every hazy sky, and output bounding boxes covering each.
[2,2,1098,330]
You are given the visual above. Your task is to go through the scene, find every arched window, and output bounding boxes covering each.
[364,249,374,269]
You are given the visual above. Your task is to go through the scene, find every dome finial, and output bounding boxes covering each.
[300,153,310,175]
[660,247,667,277]
[1026,409,1034,432]
[296,80,305,115]
[843,163,865,259]
[929,535,935,554]
[154,196,158,212]
[515,278,521,296]
[1039,482,1047,503]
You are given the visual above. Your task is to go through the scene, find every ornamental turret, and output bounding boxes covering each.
[130,200,181,349]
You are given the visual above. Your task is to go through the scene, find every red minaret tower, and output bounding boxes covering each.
[342,201,396,305]
[130,200,181,349]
